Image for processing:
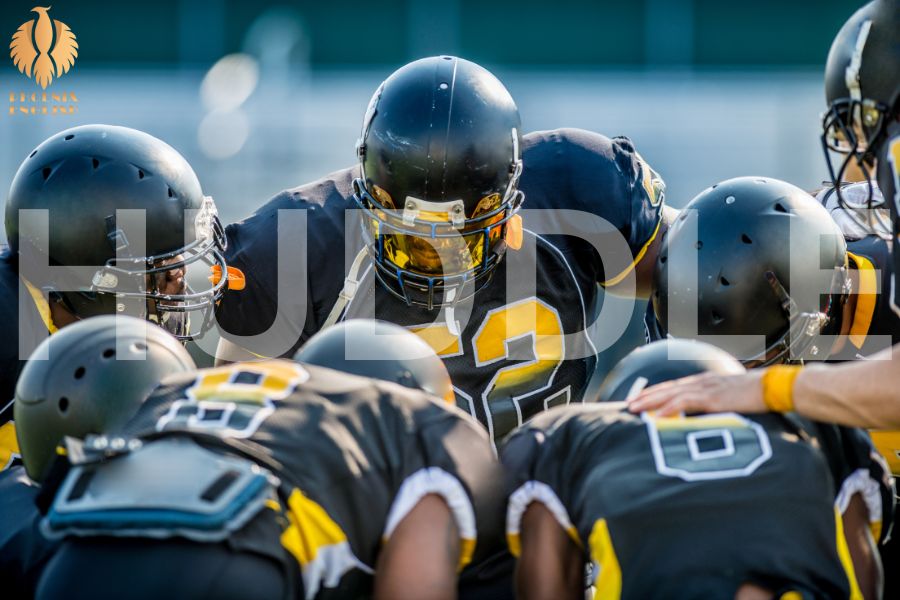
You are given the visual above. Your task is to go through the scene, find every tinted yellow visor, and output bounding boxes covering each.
[365,209,505,276]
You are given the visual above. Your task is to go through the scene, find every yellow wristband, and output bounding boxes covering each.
[761,365,800,413]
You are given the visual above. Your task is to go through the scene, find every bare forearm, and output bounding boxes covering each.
[793,348,900,428]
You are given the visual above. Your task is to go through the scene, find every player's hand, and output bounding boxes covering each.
[627,370,766,416]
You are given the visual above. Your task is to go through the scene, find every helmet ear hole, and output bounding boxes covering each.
[719,276,731,287]
[58,397,69,414]
[74,366,85,379]
[741,233,753,244]
[102,348,115,359]
[773,202,787,213]
[710,309,725,325]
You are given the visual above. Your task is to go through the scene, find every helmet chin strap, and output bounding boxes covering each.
[443,287,460,336]
[322,247,369,330]
[0,397,14,419]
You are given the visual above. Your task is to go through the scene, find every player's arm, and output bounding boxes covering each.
[629,345,900,429]
[515,502,583,600]
[842,493,882,600]
[374,494,459,600]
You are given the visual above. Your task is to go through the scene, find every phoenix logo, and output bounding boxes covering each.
[9,6,78,90]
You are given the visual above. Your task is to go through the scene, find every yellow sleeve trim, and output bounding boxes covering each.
[761,365,800,413]
[21,277,58,334]
[846,252,877,349]
[601,216,662,288]
[588,518,622,599]
[833,506,865,600]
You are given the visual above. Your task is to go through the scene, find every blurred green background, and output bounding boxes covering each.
[0,0,857,68]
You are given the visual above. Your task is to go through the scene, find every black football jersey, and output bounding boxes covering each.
[879,122,900,317]
[0,465,57,598]
[115,360,505,599]
[517,129,665,296]
[501,404,893,598]
[337,228,596,442]
[0,250,54,470]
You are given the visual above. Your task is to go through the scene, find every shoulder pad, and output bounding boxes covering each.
[43,436,278,542]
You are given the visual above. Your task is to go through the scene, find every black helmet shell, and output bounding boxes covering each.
[294,319,454,404]
[597,339,745,403]
[653,177,849,365]
[14,315,195,481]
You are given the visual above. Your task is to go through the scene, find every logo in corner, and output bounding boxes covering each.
[10,6,78,90]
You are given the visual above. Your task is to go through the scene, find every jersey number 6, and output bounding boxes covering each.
[643,412,773,481]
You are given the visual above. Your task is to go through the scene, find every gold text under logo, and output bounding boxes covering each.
[10,6,78,90]
[9,91,77,115]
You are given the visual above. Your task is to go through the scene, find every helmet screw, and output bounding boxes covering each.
[92,436,109,450]
[453,205,463,214]
[405,200,416,210]
[116,303,125,312]
[110,437,126,450]
[725,196,736,204]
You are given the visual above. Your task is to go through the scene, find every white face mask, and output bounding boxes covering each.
[818,180,890,240]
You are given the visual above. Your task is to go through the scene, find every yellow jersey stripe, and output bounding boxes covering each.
[601,217,662,288]
[588,518,622,599]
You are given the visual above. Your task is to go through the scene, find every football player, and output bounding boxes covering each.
[636,4,900,588]
[26,318,505,599]
[0,124,229,469]
[642,0,900,365]
[0,315,196,597]
[503,339,893,599]
[215,56,672,441]
[645,176,855,364]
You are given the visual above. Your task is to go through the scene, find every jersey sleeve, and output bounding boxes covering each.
[215,192,311,358]
[386,398,505,572]
[818,423,895,545]
[215,173,356,358]
[519,129,665,286]
[499,409,586,558]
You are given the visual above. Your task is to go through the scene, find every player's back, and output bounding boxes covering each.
[503,404,866,598]
[108,360,505,597]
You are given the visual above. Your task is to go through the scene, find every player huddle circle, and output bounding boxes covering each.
[1,1,899,598]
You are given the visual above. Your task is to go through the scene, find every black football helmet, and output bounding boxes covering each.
[5,125,228,339]
[353,56,524,309]
[14,315,196,481]
[596,339,745,403]
[822,0,900,219]
[651,177,850,366]
[294,319,455,404]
